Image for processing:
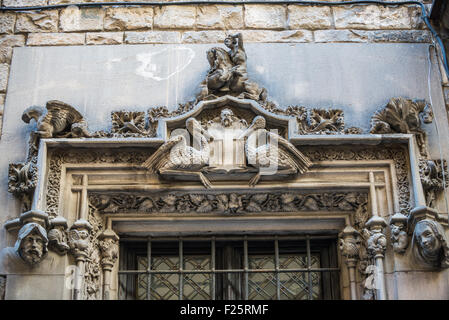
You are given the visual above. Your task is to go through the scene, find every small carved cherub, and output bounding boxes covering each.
[413,219,449,268]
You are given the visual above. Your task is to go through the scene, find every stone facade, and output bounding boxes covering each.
[1,0,449,301]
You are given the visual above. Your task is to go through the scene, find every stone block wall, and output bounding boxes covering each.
[0,0,442,136]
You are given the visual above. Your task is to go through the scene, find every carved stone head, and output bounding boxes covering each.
[224,34,237,49]
[220,108,235,127]
[21,106,45,124]
[413,219,449,268]
[421,103,434,124]
[14,223,48,266]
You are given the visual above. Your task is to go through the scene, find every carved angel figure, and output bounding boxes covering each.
[238,116,312,186]
[370,98,433,156]
[141,117,214,188]
[22,100,91,149]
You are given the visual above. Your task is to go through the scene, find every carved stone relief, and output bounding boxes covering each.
[22,100,91,151]
[302,146,411,215]
[370,97,433,157]
[8,159,37,211]
[89,191,368,215]
[419,159,449,208]
[412,219,449,269]
[14,222,48,266]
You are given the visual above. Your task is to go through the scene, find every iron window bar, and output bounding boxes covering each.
[119,235,339,300]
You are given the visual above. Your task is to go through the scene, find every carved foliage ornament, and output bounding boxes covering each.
[89,191,368,215]
[370,97,433,156]
[419,159,449,208]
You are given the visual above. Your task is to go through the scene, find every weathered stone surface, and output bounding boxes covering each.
[86,32,123,45]
[0,94,4,137]
[181,31,226,43]
[314,30,368,43]
[0,64,10,92]
[408,7,426,30]
[244,5,286,30]
[287,5,332,30]
[104,7,153,31]
[0,35,26,64]
[314,30,430,43]
[154,6,196,29]
[27,33,85,46]
[16,11,59,33]
[334,6,412,30]
[239,30,312,42]
[367,30,431,43]
[125,31,181,44]
[444,87,449,110]
[0,13,16,34]
[196,5,244,30]
[3,0,46,6]
[60,6,105,32]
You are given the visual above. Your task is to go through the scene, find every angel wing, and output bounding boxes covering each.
[45,100,84,133]
[267,131,312,174]
[141,135,183,172]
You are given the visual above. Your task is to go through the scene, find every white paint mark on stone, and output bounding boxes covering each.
[255,66,265,74]
[136,47,195,81]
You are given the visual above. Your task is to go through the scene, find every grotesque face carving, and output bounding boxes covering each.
[220,109,234,128]
[15,223,48,266]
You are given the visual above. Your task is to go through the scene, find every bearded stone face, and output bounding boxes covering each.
[221,109,234,128]
[19,229,46,265]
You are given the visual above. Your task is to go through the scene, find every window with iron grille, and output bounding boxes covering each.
[118,236,340,300]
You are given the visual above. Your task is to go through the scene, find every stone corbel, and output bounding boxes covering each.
[47,216,70,256]
[339,225,361,300]
[409,206,449,269]
[98,228,119,300]
[389,212,409,254]
[3,210,49,267]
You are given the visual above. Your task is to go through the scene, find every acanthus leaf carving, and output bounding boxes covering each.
[88,191,368,215]
[370,97,433,157]
[8,158,38,211]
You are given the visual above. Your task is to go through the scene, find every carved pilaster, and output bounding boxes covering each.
[68,219,93,300]
[339,225,361,300]
[364,216,388,300]
[98,229,119,300]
